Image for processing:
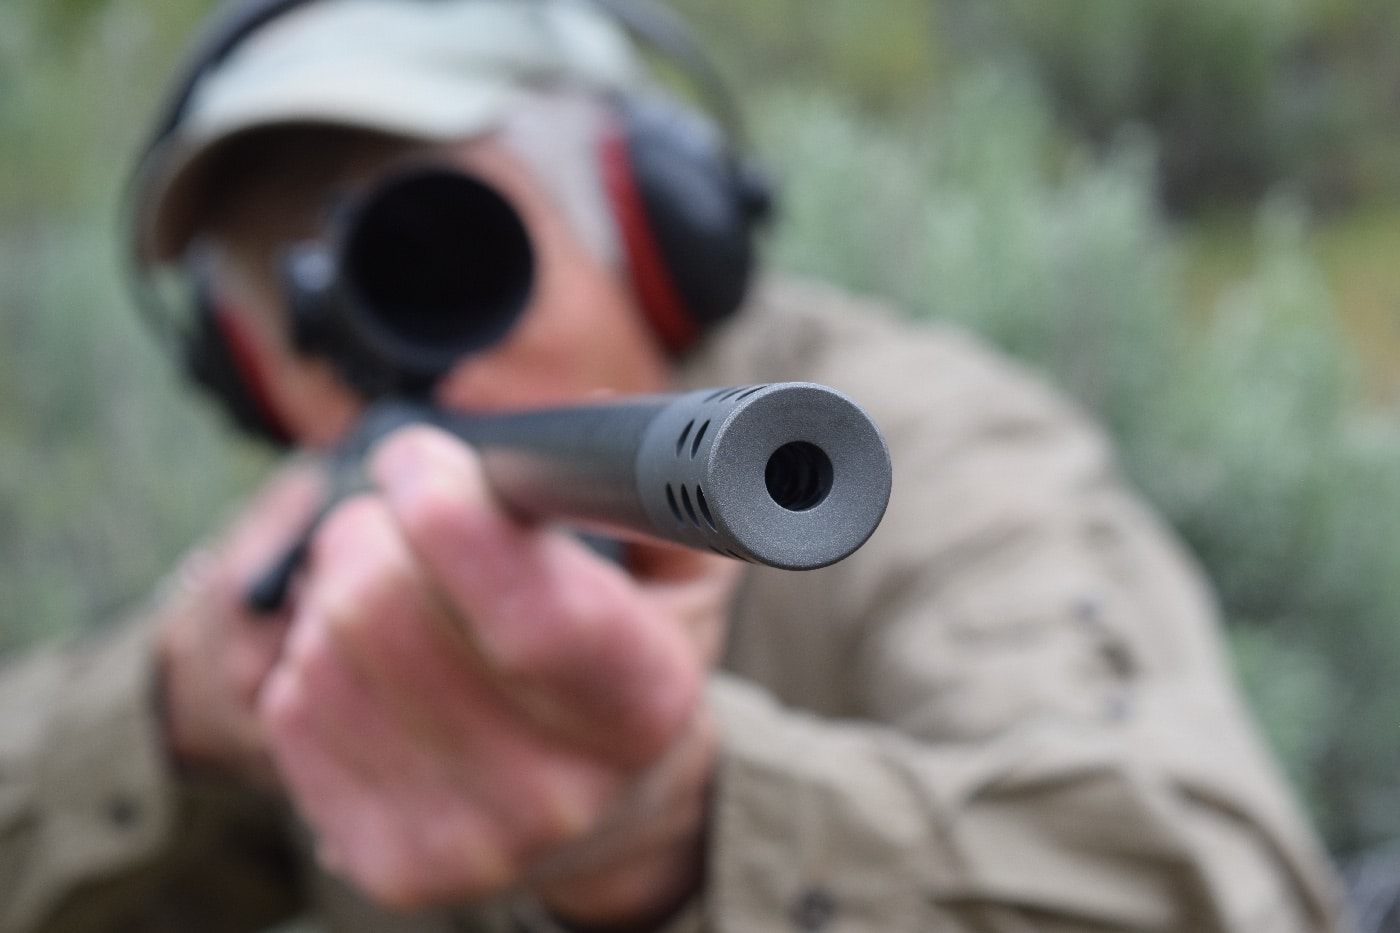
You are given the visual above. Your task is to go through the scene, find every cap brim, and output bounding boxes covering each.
[137,78,521,263]
[132,0,646,262]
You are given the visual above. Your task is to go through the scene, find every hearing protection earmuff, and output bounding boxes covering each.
[125,0,774,445]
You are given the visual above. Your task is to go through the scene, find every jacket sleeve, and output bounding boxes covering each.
[685,290,1350,932]
[703,670,1343,933]
[0,609,303,933]
[700,486,1347,931]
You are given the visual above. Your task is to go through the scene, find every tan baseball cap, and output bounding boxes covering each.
[133,0,649,263]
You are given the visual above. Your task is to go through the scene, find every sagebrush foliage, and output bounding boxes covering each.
[672,0,1400,213]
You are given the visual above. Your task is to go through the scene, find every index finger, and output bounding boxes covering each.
[368,426,703,768]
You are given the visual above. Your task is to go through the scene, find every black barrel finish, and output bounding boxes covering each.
[415,383,891,569]
[247,383,891,612]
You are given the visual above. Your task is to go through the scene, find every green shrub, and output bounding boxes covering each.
[1138,204,1400,846]
[665,0,945,111]
[0,0,261,651]
[668,0,1400,214]
[950,0,1326,209]
[0,215,268,650]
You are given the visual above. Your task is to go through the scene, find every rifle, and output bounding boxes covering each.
[248,167,891,611]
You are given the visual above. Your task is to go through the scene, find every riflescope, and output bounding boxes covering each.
[282,165,534,397]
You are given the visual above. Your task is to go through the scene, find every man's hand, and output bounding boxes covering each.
[257,426,740,926]
[157,461,325,785]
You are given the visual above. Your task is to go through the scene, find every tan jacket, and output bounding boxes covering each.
[0,278,1349,932]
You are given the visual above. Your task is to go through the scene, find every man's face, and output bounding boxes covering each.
[209,131,674,448]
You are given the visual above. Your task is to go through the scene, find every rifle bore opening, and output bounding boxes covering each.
[765,441,833,512]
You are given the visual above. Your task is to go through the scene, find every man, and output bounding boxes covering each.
[0,0,1351,930]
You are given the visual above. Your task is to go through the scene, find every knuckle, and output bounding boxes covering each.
[492,577,623,680]
[334,820,430,910]
[305,503,422,647]
[359,859,427,911]
[469,835,524,894]
[623,665,703,766]
[379,437,489,545]
[534,772,612,845]
[287,627,344,700]
[258,669,310,739]
[399,831,517,907]
[282,605,328,669]
[485,618,563,683]
[494,758,618,860]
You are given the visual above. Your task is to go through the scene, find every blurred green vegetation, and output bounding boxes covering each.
[673,0,1400,213]
[3,0,1400,860]
[0,0,267,645]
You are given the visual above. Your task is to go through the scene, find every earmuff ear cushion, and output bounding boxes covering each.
[185,285,293,446]
[617,96,757,346]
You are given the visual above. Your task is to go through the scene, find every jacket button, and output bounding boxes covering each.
[790,886,837,931]
[105,794,141,829]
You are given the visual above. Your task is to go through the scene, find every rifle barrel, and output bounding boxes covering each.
[247,383,891,612]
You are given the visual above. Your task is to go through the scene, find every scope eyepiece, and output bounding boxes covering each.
[283,166,535,399]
